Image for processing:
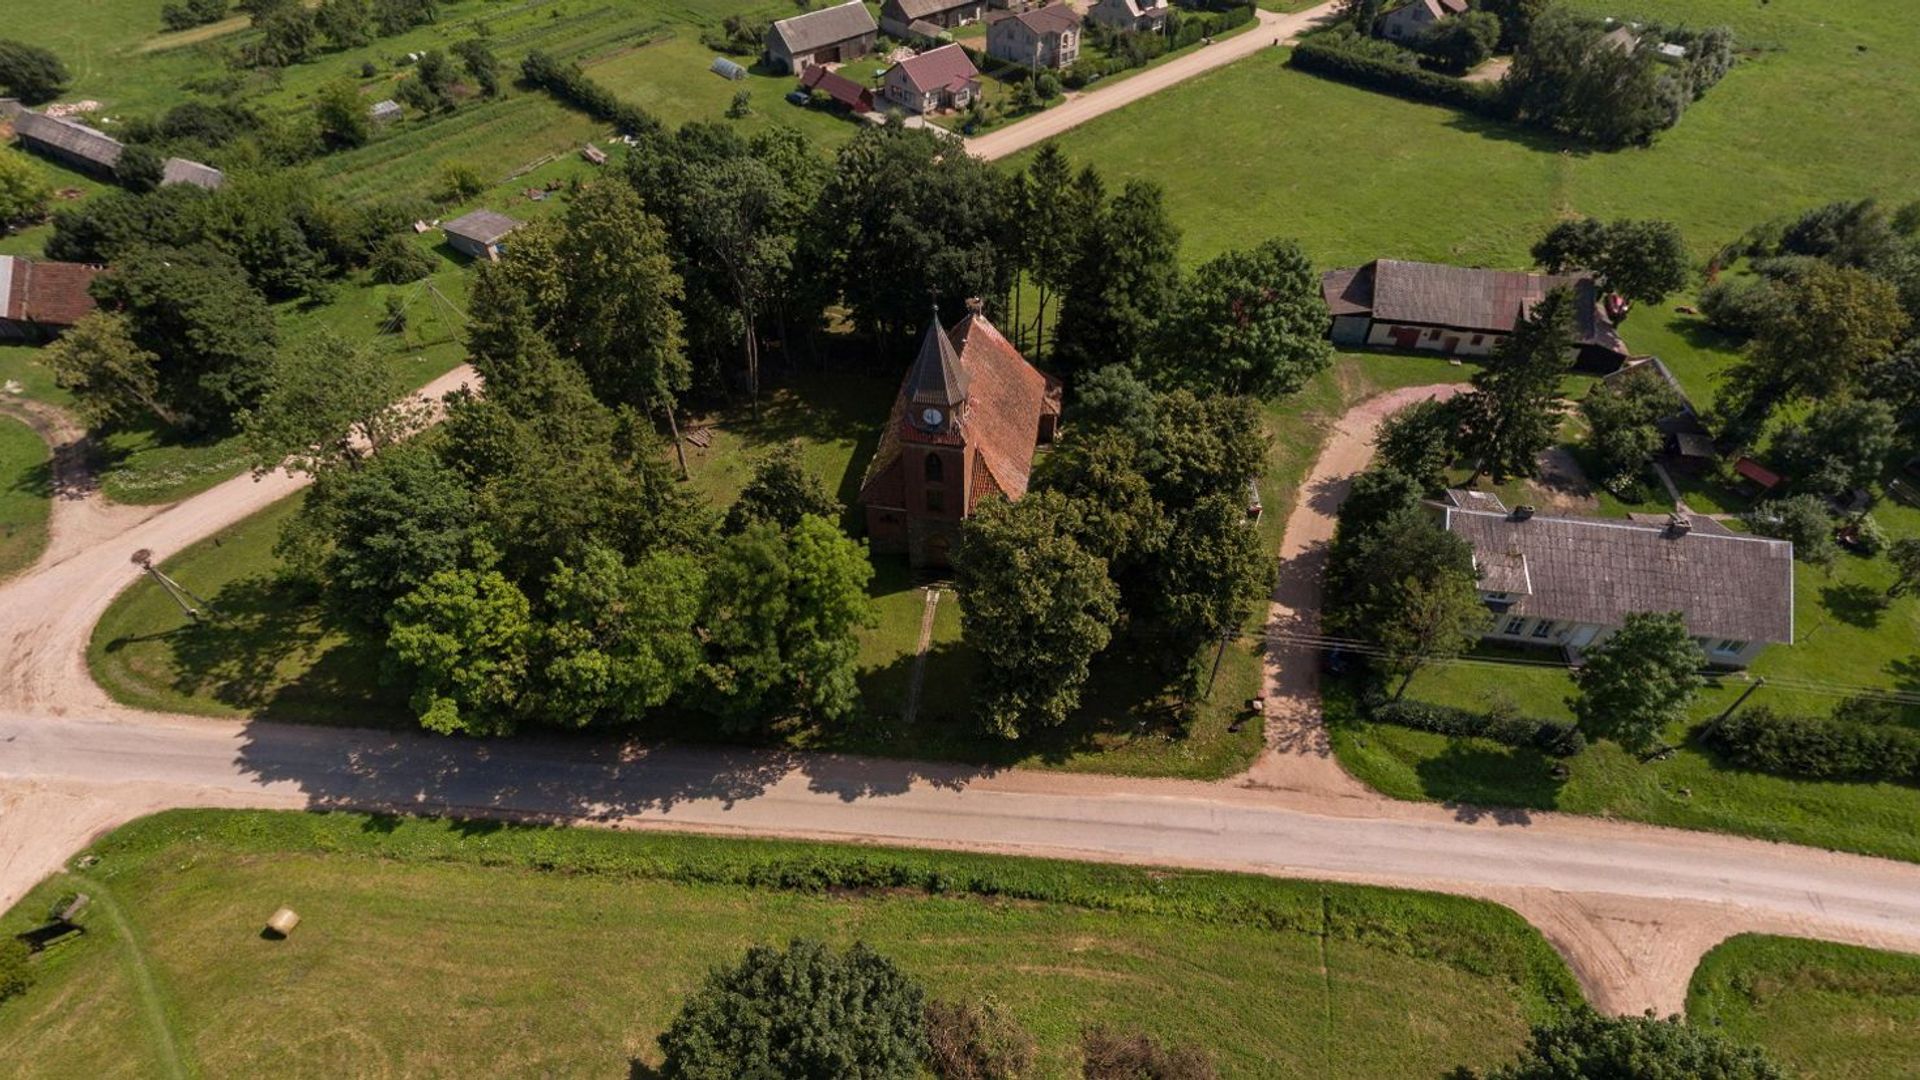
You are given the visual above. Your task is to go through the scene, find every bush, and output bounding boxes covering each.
[924,998,1037,1080]
[433,163,485,204]
[1744,494,1837,565]
[658,939,927,1080]
[1080,1026,1216,1080]
[1701,705,1920,785]
[0,938,32,1003]
[1370,697,1587,757]
[368,233,436,284]
[1289,33,1503,116]
[1697,276,1782,339]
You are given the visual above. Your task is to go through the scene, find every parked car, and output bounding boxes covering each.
[785,90,810,106]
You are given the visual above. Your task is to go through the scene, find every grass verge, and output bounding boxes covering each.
[0,414,53,581]
[1687,935,1920,1080]
[0,809,1580,1077]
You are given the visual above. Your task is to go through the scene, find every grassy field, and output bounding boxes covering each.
[0,809,1580,1077]
[0,415,52,581]
[85,351,1468,778]
[1688,935,1920,1080]
[1327,490,1920,862]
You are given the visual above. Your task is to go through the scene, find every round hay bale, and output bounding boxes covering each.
[265,907,301,938]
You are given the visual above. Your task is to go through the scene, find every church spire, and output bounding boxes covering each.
[906,307,968,415]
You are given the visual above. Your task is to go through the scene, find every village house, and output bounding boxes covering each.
[441,209,522,261]
[1436,494,1794,669]
[1321,258,1632,370]
[800,65,877,113]
[881,44,983,114]
[1380,0,1468,41]
[1602,356,1717,464]
[10,109,225,190]
[986,4,1082,71]
[0,255,103,342]
[860,302,1062,568]
[765,0,880,76]
[1086,0,1169,35]
[880,0,988,41]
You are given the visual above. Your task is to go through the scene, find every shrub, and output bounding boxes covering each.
[368,233,436,284]
[1370,697,1587,757]
[1697,276,1782,339]
[1744,494,1837,566]
[433,163,485,204]
[1289,33,1503,116]
[1701,705,1920,785]
[1080,1026,1217,1080]
[726,88,752,118]
[0,938,32,1003]
[658,939,927,1080]
[924,998,1037,1080]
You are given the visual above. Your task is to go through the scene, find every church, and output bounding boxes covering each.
[858,303,1062,568]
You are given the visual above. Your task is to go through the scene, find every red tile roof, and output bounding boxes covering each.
[890,44,980,95]
[800,65,874,111]
[0,256,101,328]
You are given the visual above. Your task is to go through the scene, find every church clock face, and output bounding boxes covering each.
[921,407,944,427]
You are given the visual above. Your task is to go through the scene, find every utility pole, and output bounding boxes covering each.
[130,549,215,622]
[1203,629,1234,700]
[1715,676,1766,723]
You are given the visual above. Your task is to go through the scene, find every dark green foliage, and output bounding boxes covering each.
[724,443,841,534]
[1454,1009,1789,1080]
[1863,338,1920,431]
[1080,1026,1217,1080]
[0,39,68,103]
[89,244,280,427]
[152,98,261,151]
[1697,275,1784,339]
[397,49,458,114]
[518,49,662,137]
[1033,429,1168,571]
[314,78,372,149]
[315,0,373,48]
[113,144,166,194]
[1372,396,1462,492]
[1532,217,1691,306]
[1702,705,1920,786]
[1153,238,1333,399]
[161,0,230,32]
[1569,612,1703,755]
[45,185,210,263]
[249,7,320,67]
[1477,0,1547,50]
[372,0,438,37]
[538,546,706,727]
[1142,390,1266,510]
[923,998,1036,1080]
[1054,179,1180,377]
[239,330,424,478]
[1779,198,1908,272]
[658,940,927,1080]
[367,233,435,283]
[450,38,501,97]
[697,516,875,731]
[0,938,33,1003]
[1413,10,1500,75]
[956,492,1120,738]
[1456,288,1576,483]
[1148,491,1273,682]
[1744,494,1836,566]
[1580,366,1681,488]
[1289,31,1502,115]
[1501,10,1690,148]
[1323,467,1480,673]
[1769,397,1898,497]
[1368,698,1586,758]
[814,124,1012,343]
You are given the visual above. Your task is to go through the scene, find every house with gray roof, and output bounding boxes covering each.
[1321,259,1632,371]
[765,0,880,75]
[11,111,124,175]
[1380,0,1468,42]
[881,0,987,41]
[1086,0,1168,34]
[1437,501,1794,668]
[987,4,1082,70]
[442,209,522,261]
[161,157,225,190]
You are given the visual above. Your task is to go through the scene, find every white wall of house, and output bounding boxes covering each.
[1364,321,1502,356]
[1481,609,1769,669]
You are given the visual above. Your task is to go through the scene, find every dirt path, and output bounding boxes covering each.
[0,395,160,571]
[966,0,1345,162]
[2,369,1919,1023]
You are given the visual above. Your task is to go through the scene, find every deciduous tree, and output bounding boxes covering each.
[955,492,1119,738]
[239,331,427,477]
[539,546,705,726]
[387,557,536,736]
[0,148,51,227]
[724,442,841,534]
[1372,396,1462,492]
[1153,238,1333,399]
[1375,568,1487,699]
[314,78,372,149]
[1053,179,1180,379]
[43,312,172,428]
[1453,1009,1788,1080]
[0,39,68,103]
[1579,365,1680,487]
[1770,396,1898,497]
[1569,611,1703,755]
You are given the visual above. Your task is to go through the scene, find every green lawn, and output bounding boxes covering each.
[0,344,74,409]
[1688,935,1920,1080]
[0,414,52,581]
[0,809,1580,1077]
[1327,508,1920,862]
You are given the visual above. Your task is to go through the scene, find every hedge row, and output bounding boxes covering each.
[1701,705,1920,785]
[1369,698,1587,758]
[519,49,662,137]
[1288,36,1503,116]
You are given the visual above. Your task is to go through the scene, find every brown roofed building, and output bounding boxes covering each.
[986,4,1082,70]
[801,64,876,112]
[881,43,982,114]
[860,305,1061,567]
[1439,504,1793,668]
[0,256,104,342]
[442,209,523,261]
[11,111,124,175]
[765,0,880,75]
[1321,259,1631,370]
[161,157,226,190]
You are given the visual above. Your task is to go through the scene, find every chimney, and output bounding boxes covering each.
[1510,505,1536,522]
[1667,513,1692,538]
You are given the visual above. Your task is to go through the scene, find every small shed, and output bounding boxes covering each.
[580,142,608,165]
[1734,456,1783,493]
[370,99,402,123]
[161,157,225,190]
[442,209,523,261]
[11,111,124,175]
[710,56,748,81]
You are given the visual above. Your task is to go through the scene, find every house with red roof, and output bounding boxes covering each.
[881,44,983,114]
[0,256,103,342]
[800,65,876,113]
[859,302,1062,567]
